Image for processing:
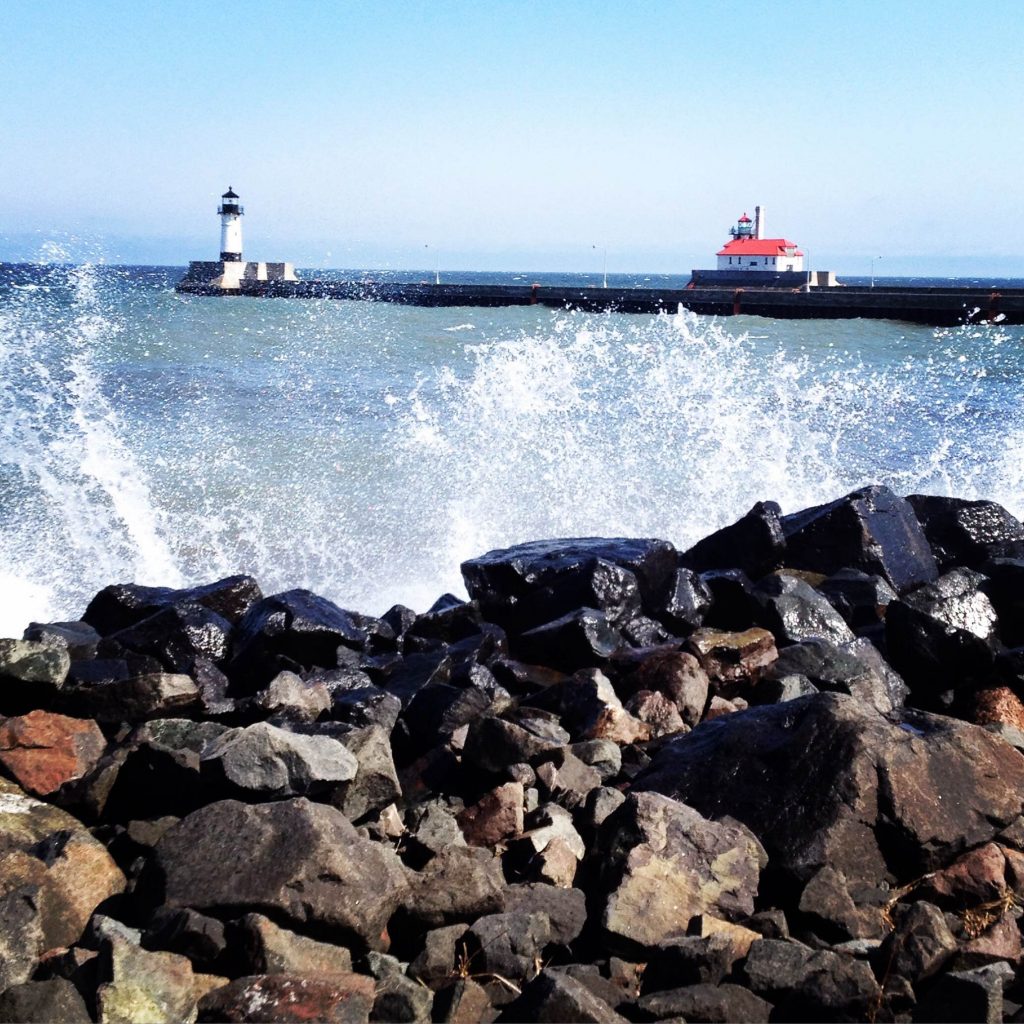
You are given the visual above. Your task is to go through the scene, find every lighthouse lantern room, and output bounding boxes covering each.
[218,187,244,262]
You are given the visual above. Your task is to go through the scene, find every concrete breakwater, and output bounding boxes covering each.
[175,276,1024,325]
[4,486,1024,1020]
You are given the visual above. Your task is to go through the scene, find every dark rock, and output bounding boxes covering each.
[641,934,747,991]
[371,970,433,1023]
[408,599,484,646]
[754,572,856,646]
[461,537,678,634]
[579,786,627,833]
[680,500,786,579]
[513,609,621,672]
[200,721,358,799]
[877,900,957,985]
[143,906,227,969]
[330,725,402,822]
[750,672,819,705]
[886,568,1000,700]
[380,650,451,707]
[491,658,568,698]
[228,589,368,692]
[741,937,880,1022]
[912,962,1013,1024]
[233,912,353,976]
[595,792,762,954]
[0,638,70,693]
[780,485,939,594]
[405,845,507,928]
[908,494,1024,570]
[432,977,495,1023]
[155,798,410,950]
[83,575,261,634]
[407,923,469,988]
[463,911,551,983]
[0,978,91,1023]
[635,693,1024,887]
[463,710,570,772]
[0,887,43,993]
[499,968,628,1023]
[797,866,885,943]
[699,569,761,631]
[191,658,233,716]
[23,621,100,661]
[197,973,376,1024]
[60,671,200,724]
[535,750,602,808]
[332,688,402,733]
[818,568,897,631]
[405,799,467,857]
[623,689,686,738]
[763,637,908,713]
[503,883,587,946]
[548,670,651,744]
[104,601,233,673]
[657,568,713,635]
[571,740,622,782]
[980,558,1024,647]
[636,982,772,1023]
[403,683,494,756]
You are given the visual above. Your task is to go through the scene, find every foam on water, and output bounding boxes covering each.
[1,262,1022,634]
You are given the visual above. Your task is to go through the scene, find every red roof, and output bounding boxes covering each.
[717,237,804,257]
[737,213,752,222]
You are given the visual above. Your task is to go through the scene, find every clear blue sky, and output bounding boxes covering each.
[2,1,1022,274]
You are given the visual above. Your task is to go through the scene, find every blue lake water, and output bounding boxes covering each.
[1,262,1022,635]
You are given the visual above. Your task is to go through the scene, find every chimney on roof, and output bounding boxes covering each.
[754,205,766,240]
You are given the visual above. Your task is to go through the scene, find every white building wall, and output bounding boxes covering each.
[716,251,804,271]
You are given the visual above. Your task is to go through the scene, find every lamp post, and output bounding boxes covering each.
[871,255,883,288]
[593,245,608,288]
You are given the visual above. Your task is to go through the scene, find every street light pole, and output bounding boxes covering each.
[593,245,608,288]
[425,244,440,285]
[871,255,882,288]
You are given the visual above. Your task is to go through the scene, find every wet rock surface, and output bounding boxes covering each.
[4,485,1024,1022]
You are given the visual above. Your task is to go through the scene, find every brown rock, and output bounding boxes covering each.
[559,670,650,745]
[535,836,578,887]
[457,782,524,846]
[974,686,1024,731]
[623,649,710,726]
[920,843,1008,909]
[197,973,375,1023]
[956,912,1023,968]
[0,710,106,797]
[236,913,354,977]
[623,690,686,738]
[687,628,777,691]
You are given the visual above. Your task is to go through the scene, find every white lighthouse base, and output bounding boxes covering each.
[180,260,298,291]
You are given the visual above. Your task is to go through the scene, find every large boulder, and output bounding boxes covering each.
[0,709,106,797]
[680,501,786,580]
[780,485,938,594]
[461,537,677,635]
[197,974,375,1024]
[83,575,262,635]
[635,693,1024,887]
[907,494,1024,570]
[154,798,410,950]
[104,602,233,673]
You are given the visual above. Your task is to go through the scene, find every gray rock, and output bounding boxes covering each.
[0,888,43,993]
[96,934,197,1024]
[255,670,331,721]
[754,572,856,646]
[200,721,357,798]
[463,711,570,772]
[405,846,506,927]
[503,883,587,946]
[0,638,70,688]
[408,923,469,988]
[570,739,622,782]
[637,983,771,1023]
[371,972,433,1023]
[742,938,880,1021]
[499,968,628,1023]
[331,725,402,822]
[464,912,552,983]
[155,798,410,950]
[234,913,353,977]
[912,962,1014,1024]
[878,901,957,986]
[0,978,91,1023]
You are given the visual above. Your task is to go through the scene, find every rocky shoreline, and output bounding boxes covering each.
[2,485,1024,1022]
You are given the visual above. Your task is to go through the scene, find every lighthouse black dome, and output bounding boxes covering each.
[222,187,239,199]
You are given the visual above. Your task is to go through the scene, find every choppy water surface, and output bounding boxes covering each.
[1,262,1022,634]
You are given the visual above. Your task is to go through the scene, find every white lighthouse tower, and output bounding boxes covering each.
[218,187,244,261]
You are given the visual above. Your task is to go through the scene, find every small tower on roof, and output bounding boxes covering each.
[218,187,244,262]
[730,212,754,240]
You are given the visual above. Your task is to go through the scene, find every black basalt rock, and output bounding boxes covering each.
[512,608,621,672]
[907,493,1024,571]
[680,500,786,579]
[83,575,262,635]
[103,602,233,674]
[461,537,677,634]
[227,590,368,692]
[780,485,938,594]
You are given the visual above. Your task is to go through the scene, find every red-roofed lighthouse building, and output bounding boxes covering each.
[717,207,804,272]
[689,205,838,288]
